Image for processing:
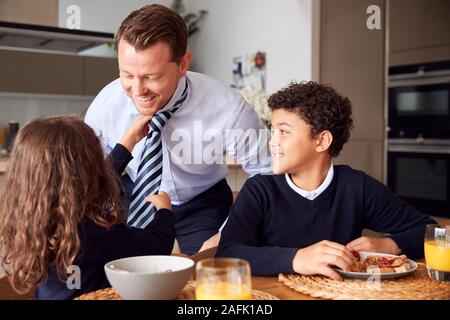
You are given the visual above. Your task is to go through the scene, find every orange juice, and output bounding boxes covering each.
[196,282,252,300]
[424,240,450,272]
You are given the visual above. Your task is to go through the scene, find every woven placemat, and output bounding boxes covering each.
[278,263,450,300]
[75,280,279,300]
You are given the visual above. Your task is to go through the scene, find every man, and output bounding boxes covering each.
[85,4,271,255]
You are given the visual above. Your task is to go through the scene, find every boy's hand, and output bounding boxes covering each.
[292,240,356,281]
[145,191,172,211]
[346,236,401,255]
[119,115,152,152]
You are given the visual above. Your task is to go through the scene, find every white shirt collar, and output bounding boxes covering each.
[285,163,334,200]
[159,76,189,112]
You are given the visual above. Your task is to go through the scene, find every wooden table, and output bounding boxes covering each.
[252,275,315,300]
[189,247,314,300]
[189,248,431,300]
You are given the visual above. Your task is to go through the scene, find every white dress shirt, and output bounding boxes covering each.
[85,71,272,205]
[285,164,334,200]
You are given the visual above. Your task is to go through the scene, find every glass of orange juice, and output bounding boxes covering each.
[195,258,252,300]
[424,224,450,281]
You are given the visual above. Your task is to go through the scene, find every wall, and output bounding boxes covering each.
[0,92,91,128]
[184,0,319,190]
[186,0,319,93]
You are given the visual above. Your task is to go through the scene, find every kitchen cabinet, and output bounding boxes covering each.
[389,0,450,66]
[83,56,118,96]
[0,49,84,95]
[320,0,386,182]
[0,49,117,96]
[0,0,58,27]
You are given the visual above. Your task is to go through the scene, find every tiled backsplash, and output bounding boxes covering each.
[0,92,93,128]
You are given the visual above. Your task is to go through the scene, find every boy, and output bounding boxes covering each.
[216,81,435,280]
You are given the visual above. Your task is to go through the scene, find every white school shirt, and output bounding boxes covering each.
[285,164,334,200]
[85,71,272,205]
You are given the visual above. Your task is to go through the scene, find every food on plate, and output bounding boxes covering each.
[349,250,412,274]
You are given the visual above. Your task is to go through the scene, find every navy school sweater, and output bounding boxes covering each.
[216,165,436,276]
[35,144,176,299]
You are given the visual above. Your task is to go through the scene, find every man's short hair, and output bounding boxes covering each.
[115,4,187,63]
[268,81,353,157]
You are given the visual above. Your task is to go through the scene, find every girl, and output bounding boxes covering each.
[0,116,175,299]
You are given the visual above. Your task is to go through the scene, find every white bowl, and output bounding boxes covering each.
[104,255,194,300]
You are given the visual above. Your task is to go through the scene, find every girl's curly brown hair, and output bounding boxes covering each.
[0,116,125,294]
[268,81,353,157]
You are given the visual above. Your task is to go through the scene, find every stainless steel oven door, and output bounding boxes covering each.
[387,141,450,218]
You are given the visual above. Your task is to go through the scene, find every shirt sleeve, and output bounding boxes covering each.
[82,209,176,263]
[362,174,436,259]
[224,98,272,176]
[84,96,113,156]
[216,178,298,275]
[107,143,133,176]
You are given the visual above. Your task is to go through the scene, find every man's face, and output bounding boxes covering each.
[118,40,191,116]
[269,109,320,174]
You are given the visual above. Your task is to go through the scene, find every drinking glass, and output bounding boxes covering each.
[424,224,450,281]
[195,258,252,300]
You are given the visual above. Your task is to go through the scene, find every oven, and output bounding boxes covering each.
[388,61,450,139]
[387,139,450,218]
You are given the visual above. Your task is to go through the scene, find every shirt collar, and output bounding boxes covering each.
[285,163,334,200]
[159,76,189,113]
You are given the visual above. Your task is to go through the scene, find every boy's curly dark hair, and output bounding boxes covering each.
[268,81,353,157]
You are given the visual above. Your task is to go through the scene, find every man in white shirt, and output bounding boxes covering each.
[85,4,271,255]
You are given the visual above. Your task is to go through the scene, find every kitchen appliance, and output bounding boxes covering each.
[388,61,450,139]
[387,61,450,217]
[0,21,114,53]
[387,139,450,218]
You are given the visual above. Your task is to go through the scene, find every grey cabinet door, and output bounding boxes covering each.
[0,49,84,95]
[390,0,450,53]
[83,56,118,96]
[320,0,386,182]
[389,0,450,66]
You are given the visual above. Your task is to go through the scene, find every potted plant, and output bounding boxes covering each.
[171,0,208,37]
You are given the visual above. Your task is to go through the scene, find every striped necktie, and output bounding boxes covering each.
[127,80,189,228]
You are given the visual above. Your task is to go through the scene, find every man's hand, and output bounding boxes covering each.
[292,240,356,281]
[199,232,221,252]
[145,191,172,211]
[346,236,401,255]
[119,115,152,152]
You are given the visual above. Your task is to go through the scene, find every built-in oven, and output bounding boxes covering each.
[388,61,450,139]
[387,139,450,218]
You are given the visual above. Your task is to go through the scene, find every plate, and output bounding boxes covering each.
[335,252,418,280]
